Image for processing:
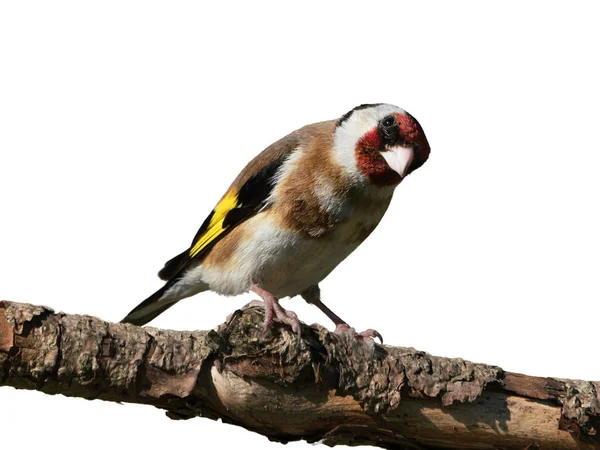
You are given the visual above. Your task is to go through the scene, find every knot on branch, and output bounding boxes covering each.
[215,306,502,414]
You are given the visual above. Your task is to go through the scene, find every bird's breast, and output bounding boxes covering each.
[197,186,393,298]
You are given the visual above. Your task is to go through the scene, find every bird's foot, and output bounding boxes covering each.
[248,285,301,339]
[334,323,383,344]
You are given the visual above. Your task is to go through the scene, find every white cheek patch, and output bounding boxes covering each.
[333,104,406,183]
[380,145,414,177]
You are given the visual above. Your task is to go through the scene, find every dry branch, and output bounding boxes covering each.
[1,300,599,449]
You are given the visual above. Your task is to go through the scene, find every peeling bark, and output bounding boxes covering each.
[1,300,599,449]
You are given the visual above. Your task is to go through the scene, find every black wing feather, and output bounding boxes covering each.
[156,154,287,281]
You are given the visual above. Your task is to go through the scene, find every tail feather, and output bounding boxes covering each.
[157,250,189,281]
[120,283,179,326]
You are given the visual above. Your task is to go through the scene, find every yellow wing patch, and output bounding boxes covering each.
[189,190,239,258]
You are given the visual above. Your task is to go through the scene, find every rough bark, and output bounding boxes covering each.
[1,300,599,449]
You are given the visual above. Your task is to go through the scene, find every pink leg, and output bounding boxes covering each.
[249,285,301,338]
[308,297,383,344]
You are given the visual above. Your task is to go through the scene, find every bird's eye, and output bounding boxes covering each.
[382,116,396,128]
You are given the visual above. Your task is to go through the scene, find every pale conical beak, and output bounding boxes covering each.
[380,146,415,178]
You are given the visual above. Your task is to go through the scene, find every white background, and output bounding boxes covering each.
[1,2,599,449]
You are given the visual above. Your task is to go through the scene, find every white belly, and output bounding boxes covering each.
[194,212,368,298]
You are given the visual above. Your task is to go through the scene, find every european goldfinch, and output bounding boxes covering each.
[121,104,430,341]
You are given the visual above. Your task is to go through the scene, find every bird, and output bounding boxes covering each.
[120,103,430,342]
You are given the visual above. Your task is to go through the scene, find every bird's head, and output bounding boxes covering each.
[333,104,430,186]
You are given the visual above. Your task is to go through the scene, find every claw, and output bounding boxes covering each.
[335,324,383,344]
[249,285,302,339]
[358,328,384,345]
[306,296,381,344]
